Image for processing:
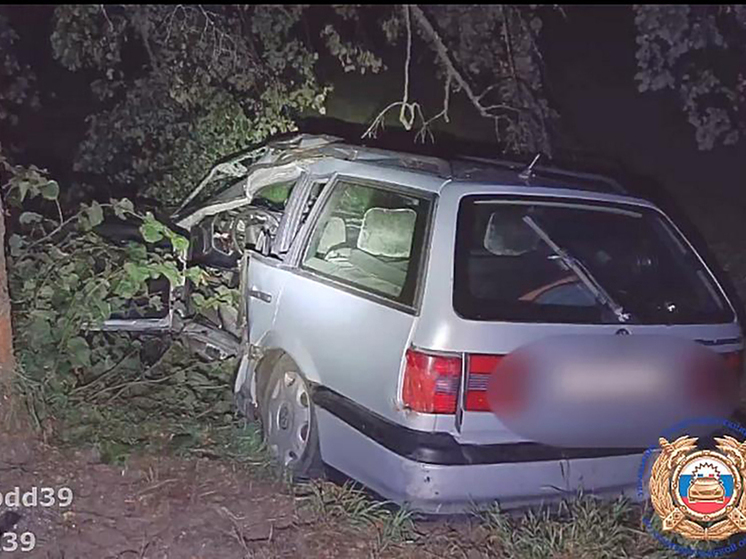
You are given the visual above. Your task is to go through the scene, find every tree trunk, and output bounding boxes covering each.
[0,193,20,429]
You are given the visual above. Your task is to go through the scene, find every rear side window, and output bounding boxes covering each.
[454,196,733,324]
[302,180,432,307]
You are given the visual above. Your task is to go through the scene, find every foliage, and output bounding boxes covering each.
[50,5,329,206]
[634,5,746,150]
[43,5,557,207]
[47,340,263,467]
[0,13,38,142]
[0,154,226,450]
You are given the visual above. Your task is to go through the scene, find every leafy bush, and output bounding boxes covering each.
[1,156,246,462]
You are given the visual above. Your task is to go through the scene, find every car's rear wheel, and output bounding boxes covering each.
[261,356,323,480]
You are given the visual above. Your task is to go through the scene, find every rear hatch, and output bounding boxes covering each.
[409,192,743,449]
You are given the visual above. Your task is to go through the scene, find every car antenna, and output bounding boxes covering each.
[519,153,542,181]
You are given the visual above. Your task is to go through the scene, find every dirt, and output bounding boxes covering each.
[0,429,427,559]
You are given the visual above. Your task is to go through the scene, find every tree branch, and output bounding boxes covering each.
[363,5,423,138]
[408,4,521,120]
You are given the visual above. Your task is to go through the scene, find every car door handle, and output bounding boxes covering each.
[248,288,272,303]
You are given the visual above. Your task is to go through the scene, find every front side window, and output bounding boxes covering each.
[302,180,432,307]
[454,196,733,324]
[252,180,296,211]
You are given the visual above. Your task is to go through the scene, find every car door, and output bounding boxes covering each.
[246,175,327,352]
[266,176,435,422]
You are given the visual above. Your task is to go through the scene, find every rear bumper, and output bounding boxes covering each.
[314,388,648,513]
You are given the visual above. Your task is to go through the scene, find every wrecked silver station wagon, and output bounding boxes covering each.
[100,134,744,513]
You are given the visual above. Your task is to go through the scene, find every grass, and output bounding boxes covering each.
[479,495,636,559]
[295,480,417,554]
[13,335,280,470]
[286,485,704,558]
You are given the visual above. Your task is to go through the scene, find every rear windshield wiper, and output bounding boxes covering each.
[522,216,632,323]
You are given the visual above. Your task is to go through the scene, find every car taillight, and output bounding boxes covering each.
[402,349,462,414]
[470,353,527,414]
[465,354,504,411]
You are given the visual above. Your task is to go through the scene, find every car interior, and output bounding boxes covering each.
[305,206,417,298]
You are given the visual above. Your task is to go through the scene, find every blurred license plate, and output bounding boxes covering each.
[555,362,667,402]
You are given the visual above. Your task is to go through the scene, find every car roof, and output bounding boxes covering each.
[176,133,655,222]
[270,134,633,196]
[264,134,662,210]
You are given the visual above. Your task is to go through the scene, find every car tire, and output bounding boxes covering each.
[260,355,324,481]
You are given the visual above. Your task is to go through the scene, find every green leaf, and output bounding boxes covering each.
[185,266,205,286]
[192,292,207,308]
[124,261,150,284]
[40,180,60,200]
[19,211,43,225]
[94,299,112,321]
[111,198,134,219]
[86,201,104,227]
[154,262,182,286]
[8,234,24,256]
[78,215,91,231]
[140,219,164,243]
[39,285,54,299]
[113,278,139,299]
[171,235,189,254]
[29,315,52,343]
[18,180,30,202]
[67,336,91,368]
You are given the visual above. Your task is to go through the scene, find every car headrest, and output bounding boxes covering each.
[317,216,347,254]
[484,210,540,256]
[357,207,416,259]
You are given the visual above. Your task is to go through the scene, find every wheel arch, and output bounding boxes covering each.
[253,329,324,400]
[252,334,324,411]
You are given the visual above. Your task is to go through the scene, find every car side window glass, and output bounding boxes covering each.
[302,180,431,307]
[252,181,295,211]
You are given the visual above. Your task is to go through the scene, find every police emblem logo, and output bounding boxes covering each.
[650,435,746,540]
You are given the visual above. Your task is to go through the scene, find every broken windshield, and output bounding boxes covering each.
[453,196,733,325]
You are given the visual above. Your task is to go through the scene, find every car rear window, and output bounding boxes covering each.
[454,196,734,324]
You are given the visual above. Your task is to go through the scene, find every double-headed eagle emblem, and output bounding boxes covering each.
[650,435,746,541]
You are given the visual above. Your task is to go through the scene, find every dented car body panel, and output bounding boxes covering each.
[101,134,743,512]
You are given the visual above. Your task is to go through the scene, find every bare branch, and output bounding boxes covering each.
[500,5,517,82]
[415,72,452,143]
[363,4,546,149]
[398,5,414,130]
[408,4,521,120]
[363,101,406,138]
[99,5,114,31]
[363,5,422,138]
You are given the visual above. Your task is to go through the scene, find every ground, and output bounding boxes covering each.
[0,425,687,559]
[0,429,414,559]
